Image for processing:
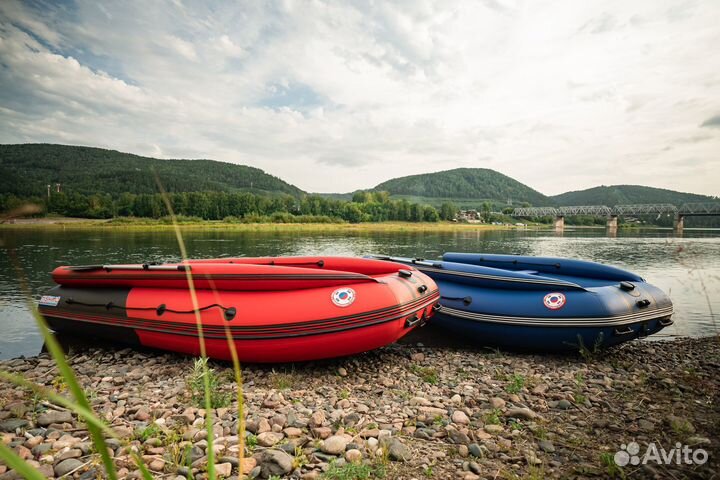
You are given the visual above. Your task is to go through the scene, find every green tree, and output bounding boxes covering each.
[423,206,440,222]
[440,202,457,220]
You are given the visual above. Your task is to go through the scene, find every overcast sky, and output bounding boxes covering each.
[1,0,718,196]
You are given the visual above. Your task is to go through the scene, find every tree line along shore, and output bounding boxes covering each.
[1,191,464,224]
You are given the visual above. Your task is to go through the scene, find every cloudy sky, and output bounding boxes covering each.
[1,0,718,195]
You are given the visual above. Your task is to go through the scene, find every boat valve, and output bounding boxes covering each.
[417,285,428,293]
[636,299,651,308]
[224,307,237,321]
[156,304,167,316]
[398,269,413,278]
[619,281,635,291]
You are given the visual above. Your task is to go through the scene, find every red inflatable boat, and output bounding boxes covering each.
[38,257,439,362]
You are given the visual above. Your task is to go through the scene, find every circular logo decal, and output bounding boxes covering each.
[331,288,356,307]
[543,292,566,310]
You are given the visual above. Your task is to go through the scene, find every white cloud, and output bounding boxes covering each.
[0,0,718,196]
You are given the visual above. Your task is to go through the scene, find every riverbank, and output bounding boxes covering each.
[0,337,717,479]
[0,217,517,233]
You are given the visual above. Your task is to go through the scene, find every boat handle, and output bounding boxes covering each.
[440,295,472,305]
[405,315,422,328]
[432,303,441,311]
[659,317,674,327]
[613,326,634,336]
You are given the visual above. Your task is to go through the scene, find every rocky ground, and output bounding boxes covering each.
[0,336,718,480]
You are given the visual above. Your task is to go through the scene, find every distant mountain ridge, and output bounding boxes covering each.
[2,144,716,208]
[372,168,550,206]
[0,144,303,197]
[551,185,716,207]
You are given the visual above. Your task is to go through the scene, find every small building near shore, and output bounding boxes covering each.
[456,209,482,223]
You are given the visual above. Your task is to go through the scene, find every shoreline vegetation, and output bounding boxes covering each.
[0,336,717,479]
[1,217,519,232]
[0,216,675,232]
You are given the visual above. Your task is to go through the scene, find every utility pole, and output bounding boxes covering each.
[47,184,51,199]
[56,183,61,193]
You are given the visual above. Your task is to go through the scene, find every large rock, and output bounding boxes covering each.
[447,428,471,445]
[56,448,82,462]
[452,410,470,425]
[215,462,233,478]
[259,449,293,478]
[310,411,325,427]
[409,397,432,406]
[505,407,536,420]
[345,449,362,463]
[538,439,556,453]
[0,419,29,432]
[468,443,483,457]
[54,459,84,477]
[257,432,284,447]
[387,438,412,462]
[484,424,503,434]
[321,435,349,455]
[241,457,258,475]
[37,410,73,427]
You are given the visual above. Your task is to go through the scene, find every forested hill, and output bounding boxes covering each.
[373,168,550,206]
[0,144,303,197]
[551,185,716,206]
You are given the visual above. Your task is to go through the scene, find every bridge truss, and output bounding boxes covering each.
[512,202,720,218]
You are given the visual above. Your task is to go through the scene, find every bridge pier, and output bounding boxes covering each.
[674,214,684,233]
[607,215,618,230]
[554,215,564,230]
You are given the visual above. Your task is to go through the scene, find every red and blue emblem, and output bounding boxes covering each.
[543,292,566,310]
[331,287,356,307]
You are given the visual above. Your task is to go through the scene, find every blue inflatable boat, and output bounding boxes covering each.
[371,253,674,352]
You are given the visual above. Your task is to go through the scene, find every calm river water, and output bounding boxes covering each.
[1,227,718,359]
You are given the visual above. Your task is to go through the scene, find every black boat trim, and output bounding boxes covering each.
[39,289,439,336]
[40,295,440,340]
[438,305,674,327]
[59,273,382,284]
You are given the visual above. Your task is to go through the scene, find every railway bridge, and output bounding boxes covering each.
[512,203,720,232]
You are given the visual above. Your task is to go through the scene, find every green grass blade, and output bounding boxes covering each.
[131,452,155,480]
[0,443,46,480]
[6,250,119,480]
[30,306,118,480]
[223,320,246,473]
[154,172,216,479]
